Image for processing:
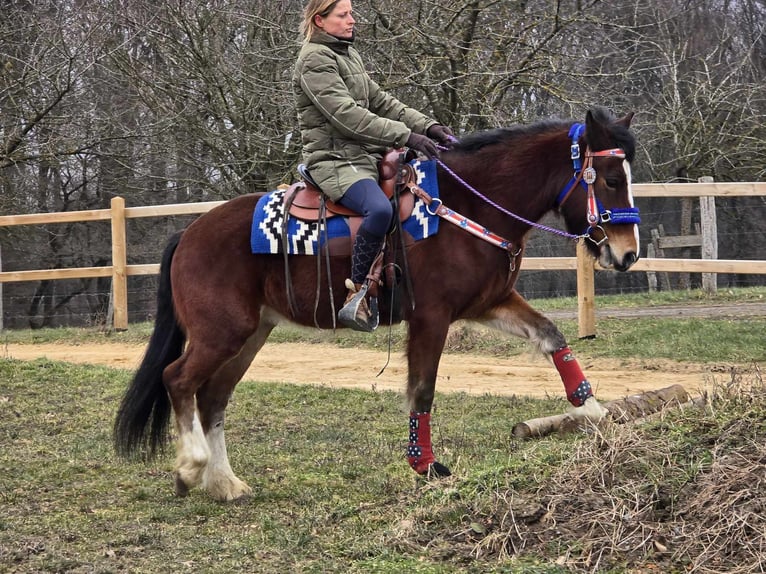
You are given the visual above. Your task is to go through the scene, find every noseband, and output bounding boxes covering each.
[555,123,641,245]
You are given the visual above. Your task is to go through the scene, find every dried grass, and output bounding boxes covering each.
[473,365,766,573]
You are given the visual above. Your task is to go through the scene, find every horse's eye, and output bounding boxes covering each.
[605,178,620,189]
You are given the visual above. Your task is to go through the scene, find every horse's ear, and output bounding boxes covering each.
[585,109,611,145]
[615,112,635,128]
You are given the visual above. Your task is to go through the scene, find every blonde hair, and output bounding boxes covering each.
[300,0,339,40]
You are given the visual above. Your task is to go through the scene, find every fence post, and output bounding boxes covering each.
[576,239,596,338]
[0,243,3,331]
[646,242,657,292]
[110,197,129,330]
[698,176,718,295]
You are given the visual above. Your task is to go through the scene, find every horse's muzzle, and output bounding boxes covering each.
[598,244,639,272]
[613,251,639,272]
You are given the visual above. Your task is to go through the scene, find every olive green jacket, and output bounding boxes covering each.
[293,31,437,201]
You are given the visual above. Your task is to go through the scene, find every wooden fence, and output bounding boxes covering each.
[1,182,765,335]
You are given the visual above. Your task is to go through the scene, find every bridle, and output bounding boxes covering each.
[419,122,641,253]
[555,123,641,245]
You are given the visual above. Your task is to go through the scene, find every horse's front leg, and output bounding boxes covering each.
[406,314,453,478]
[480,289,607,421]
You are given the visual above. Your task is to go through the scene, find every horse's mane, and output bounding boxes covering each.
[452,120,567,153]
[452,107,635,162]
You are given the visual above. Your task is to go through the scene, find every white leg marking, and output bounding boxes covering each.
[202,422,252,501]
[175,407,210,489]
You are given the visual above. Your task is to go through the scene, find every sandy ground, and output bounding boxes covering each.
[2,341,726,400]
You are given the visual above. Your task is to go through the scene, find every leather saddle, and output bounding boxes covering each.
[284,148,417,225]
[279,149,421,318]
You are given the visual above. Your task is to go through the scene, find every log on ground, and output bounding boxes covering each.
[512,384,692,439]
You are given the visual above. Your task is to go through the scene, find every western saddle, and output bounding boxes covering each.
[284,149,417,226]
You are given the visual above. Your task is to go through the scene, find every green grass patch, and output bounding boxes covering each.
[579,317,766,362]
[1,358,763,572]
[0,358,567,572]
[526,285,766,310]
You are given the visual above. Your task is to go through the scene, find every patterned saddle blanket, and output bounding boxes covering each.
[251,159,441,255]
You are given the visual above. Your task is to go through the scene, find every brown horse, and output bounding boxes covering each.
[114,107,639,501]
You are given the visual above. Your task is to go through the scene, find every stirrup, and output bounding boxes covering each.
[338,280,379,332]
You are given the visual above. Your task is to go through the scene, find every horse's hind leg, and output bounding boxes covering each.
[163,343,224,496]
[480,290,607,420]
[196,321,276,501]
[163,322,260,497]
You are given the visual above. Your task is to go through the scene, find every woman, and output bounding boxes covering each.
[293,0,454,332]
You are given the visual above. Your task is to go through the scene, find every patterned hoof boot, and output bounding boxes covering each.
[338,279,379,332]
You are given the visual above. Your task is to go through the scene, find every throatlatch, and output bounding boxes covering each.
[552,346,593,406]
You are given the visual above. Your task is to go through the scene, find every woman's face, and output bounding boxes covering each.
[315,0,355,39]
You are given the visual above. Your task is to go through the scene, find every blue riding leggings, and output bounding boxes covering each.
[338,178,393,238]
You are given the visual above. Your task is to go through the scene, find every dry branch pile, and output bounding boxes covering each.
[477,367,766,572]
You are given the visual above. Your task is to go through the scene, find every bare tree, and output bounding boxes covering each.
[106,0,302,197]
[360,0,610,130]
[1,0,764,326]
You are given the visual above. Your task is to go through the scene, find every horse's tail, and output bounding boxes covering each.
[113,231,186,460]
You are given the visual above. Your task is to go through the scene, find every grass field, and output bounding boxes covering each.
[1,288,765,573]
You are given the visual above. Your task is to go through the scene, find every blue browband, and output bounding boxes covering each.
[556,123,641,229]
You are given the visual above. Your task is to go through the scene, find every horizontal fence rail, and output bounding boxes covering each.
[0,182,765,332]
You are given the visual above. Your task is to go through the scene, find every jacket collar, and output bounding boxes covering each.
[310,30,354,54]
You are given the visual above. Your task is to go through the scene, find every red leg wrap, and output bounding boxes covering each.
[552,346,593,407]
[407,411,436,474]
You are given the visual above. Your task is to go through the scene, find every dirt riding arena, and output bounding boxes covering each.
[9,303,762,399]
[3,340,724,400]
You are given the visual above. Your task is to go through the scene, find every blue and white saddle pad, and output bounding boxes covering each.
[251,159,440,255]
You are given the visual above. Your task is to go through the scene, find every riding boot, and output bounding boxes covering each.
[338,228,382,332]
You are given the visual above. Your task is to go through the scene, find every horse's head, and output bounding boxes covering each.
[558,108,639,272]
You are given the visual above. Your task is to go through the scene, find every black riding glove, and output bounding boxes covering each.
[406,132,439,160]
[427,124,455,146]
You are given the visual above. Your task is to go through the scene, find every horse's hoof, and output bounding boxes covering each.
[424,461,452,478]
[211,481,253,503]
[174,474,190,497]
[226,491,253,505]
[570,396,609,423]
